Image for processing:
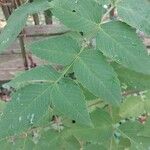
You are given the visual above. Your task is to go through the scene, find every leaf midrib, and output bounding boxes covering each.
[51,84,90,125]
[76,57,120,105]
[99,26,148,65]
[117,5,150,26]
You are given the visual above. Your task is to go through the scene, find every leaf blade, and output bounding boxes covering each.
[51,80,92,126]
[0,84,51,139]
[27,36,80,65]
[117,0,150,36]
[0,0,51,54]
[97,21,150,75]
[74,50,121,105]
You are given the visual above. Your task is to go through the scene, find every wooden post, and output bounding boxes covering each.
[29,0,40,25]
[1,0,12,20]
[14,0,29,70]
[44,9,52,24]
[33,13,40,25]
[19,32,29,70]
[44,0,52,24]
[15,0,21,6]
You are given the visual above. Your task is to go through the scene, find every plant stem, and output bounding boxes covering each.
[54,47,85,84]
[19,33,28,70]
[87,100,102,108]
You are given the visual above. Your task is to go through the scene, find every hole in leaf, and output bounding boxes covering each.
[79,31,84,36]
[72,10,76,12]
[72,120,76,123]
[68,72,76,80]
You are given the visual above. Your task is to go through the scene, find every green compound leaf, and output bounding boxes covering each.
[52,0,150,75]
[73,50,121,106]
[117,0,150,36]
[28,36,122,106]
[0,67,91,139]
[0,0,51,54]
[96,21,150,75]
[112,63,150,91]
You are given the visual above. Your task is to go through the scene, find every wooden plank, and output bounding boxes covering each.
[0,24,70,54]
[0,54,44,81]
[23,24,69,37]
[0,24,69,37]
[143,37,150,48]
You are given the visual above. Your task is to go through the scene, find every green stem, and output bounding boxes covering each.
[54,47,85,84]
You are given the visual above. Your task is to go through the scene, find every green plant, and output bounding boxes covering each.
[0,0,150,149]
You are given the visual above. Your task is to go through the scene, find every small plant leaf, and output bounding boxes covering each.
[113,63,150,91]
[119,96,145,118]
[119,90,150,118]
[119,121,150,150]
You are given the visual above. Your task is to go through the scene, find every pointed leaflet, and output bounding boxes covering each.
[119,121,150,150]
[117,0,150,36]
[119,96,146,118]
[5,65,59,89]
[0,67,91,139]
[0,0,51,54]
[52,0,104,33]
[51,80,92,126]
[0,84,51,139]
[71,109,113,143]
[73,50,121,105]
[119,90,150,118]
[96,21,150,75]
[27,36,80,65]
[112,63,150,91]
